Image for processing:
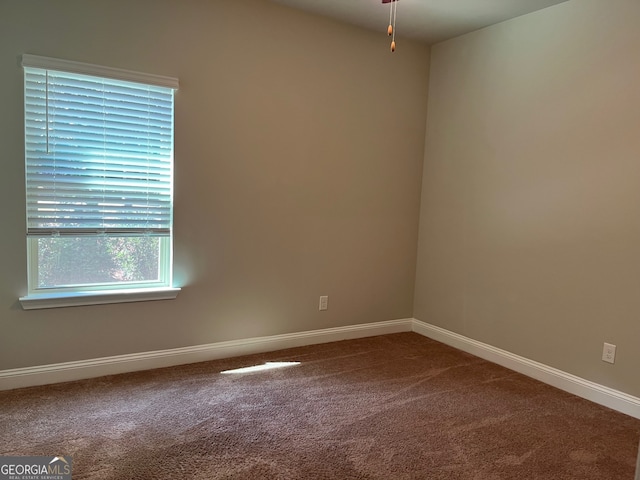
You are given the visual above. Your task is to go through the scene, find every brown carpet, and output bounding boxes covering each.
[0,332,638,479]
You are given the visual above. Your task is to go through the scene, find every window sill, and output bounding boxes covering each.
[19,287,181,310]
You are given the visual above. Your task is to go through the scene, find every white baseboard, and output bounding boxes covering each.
[0,318,413,391]
[2,316,639,421]
[412,319,640,420]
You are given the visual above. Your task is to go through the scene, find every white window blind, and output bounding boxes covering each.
[22,55,178,237]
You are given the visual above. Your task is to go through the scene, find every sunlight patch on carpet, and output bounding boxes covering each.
[221,362,301,374]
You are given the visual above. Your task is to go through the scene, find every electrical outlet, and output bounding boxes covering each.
[602,342,616,364]
[319,296,328,311]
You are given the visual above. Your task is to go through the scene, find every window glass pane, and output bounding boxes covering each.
[36,236,161,288]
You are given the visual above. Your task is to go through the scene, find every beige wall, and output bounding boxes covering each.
[415,0,640,397]
[0,0,430,369]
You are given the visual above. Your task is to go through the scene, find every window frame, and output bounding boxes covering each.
[18,55,180,310]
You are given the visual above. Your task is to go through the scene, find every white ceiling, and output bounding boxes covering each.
[270,0,569,45]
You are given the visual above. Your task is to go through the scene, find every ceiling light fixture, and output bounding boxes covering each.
[383,0,398,52]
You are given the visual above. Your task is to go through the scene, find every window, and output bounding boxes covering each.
[19,55,180,309]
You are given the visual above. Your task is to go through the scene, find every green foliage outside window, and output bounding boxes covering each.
[37,237,161,288]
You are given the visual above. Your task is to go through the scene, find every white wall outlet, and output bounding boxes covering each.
[319,295,328,311]
[602,342,616,364]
